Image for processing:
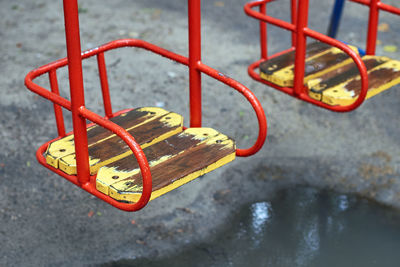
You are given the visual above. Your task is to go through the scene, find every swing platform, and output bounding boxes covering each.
[245,0,400,112]
[259,42,400,106]
[44,107,235,203]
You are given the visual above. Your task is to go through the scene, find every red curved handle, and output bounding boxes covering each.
[197,62,267,157]
[78,107,152,211]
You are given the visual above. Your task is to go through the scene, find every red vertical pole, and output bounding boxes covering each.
[259,2,267,60]
[366,0,380,55]
[63,0,90,185]
[188,0,202,127]
[49,70,66,137]
[97,52,113,117]
[293,0,309,96]
[291,0,297,47]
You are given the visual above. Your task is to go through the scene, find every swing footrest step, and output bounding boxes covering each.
[259,41,359,87]
[307,56,400,106]
[45,107,184,175]
[96,128,236,203]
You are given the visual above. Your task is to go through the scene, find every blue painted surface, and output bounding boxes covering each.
[327,0,346,38]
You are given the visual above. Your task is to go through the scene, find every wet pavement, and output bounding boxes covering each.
[0,0,399,266]
[110,187,400,267]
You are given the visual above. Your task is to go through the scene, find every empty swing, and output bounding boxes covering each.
[25,0,267,211]
[244,0,400,111]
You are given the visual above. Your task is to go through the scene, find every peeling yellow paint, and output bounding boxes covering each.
[45,107,169,170]
[260,45,359,87]
[97,129,235,203]
[95,128,223,193]
[57,111,183,175]
[321,60,400,106]
[108,148,236,203]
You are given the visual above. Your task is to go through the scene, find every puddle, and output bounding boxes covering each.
[104,187,400,267]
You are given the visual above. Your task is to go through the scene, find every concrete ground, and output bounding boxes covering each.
[0,0,399,266]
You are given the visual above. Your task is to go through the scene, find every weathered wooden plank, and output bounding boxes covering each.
[95,128,221,195]
[316,59,400,106]
[307,56,390,100]
[260,43,359,87]
[96,128,236,203]
[58,112,183,175]
[260,42,331,76]
[45,107,168,168]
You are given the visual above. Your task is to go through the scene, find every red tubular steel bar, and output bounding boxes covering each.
[259,2,268,60]
[197,62,267,156]
[291,0,297,46]
[63,0,90,185]
[244,0,296,32]
[48,70,66,137]
[188,0,202,127]
[366,0,380,55]
[293,0,309,96]
[244,0,369,112]
[97,52,113,118]
[304,28,368,111]
[350,0,400,15]
[78,107,152,210]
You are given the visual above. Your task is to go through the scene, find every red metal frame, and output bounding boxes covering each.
[25,0,267,211]
[244,0,400,112]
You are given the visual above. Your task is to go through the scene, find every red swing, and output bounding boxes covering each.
[25,0,267,211]
[245,0,400,111]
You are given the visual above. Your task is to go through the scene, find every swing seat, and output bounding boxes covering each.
[44,106,236,203]
[259,42,359,87]
[307,56,400,106]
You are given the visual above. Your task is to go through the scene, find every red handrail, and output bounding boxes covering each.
[79,107,152,211]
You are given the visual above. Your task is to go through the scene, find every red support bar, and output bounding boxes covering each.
[366,0,380,55]
[349,0,400,15]
[290,0,297,46]
[48,70,66,137]
[188,0,202,127]
[378,2,400,15]
[97,52,113,118]
[63,0,90,185]
[259,2,268,60]
[293,0,309,96]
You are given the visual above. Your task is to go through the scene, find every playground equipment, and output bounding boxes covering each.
[245,0,400,111]
[24,0,267,211]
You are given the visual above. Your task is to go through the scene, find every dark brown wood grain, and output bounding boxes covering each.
[309,57,387,93]
[346,67,400,96]
[85,108,151,143]
[301,49,352,78]
[114,137,235,193]
[260,42,330,75]
[88,115,182,165]
[104,132,206,171]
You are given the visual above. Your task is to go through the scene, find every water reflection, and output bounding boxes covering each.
[250,202,272,235]
[104,187,400,267]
